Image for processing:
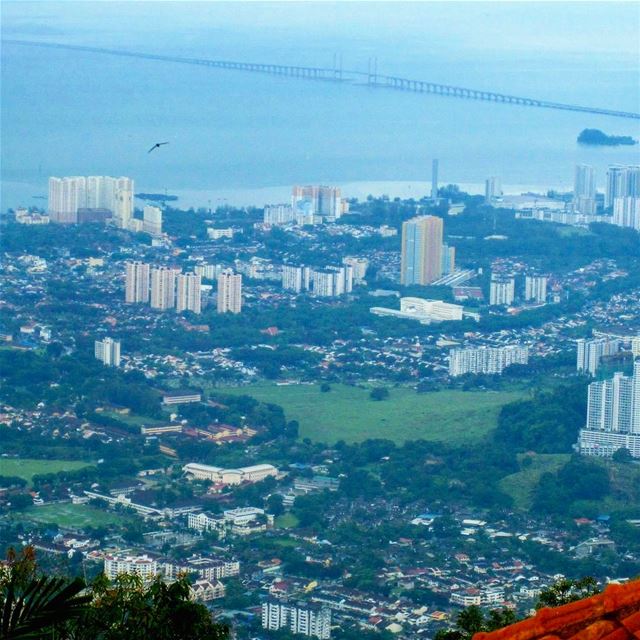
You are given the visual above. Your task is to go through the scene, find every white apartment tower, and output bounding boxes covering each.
[95,337,121,367]
[613,197,640,231]
[262,601,331,639]
[573,164,597,215]
[525,275,548,304]
[484,176,502,203]
[125,261,150,303]
[150,267,177,310]
[282,264,311,293]
[143,205,163,236]
[606,165,640,208]
[264,204,296,225]
[449,345,529,377]
[176,273,202,314]
[576,337,621,377]
[217,269,242,313]
[579,361,640,458]
[48,176,86,223]
[489,276,515,306]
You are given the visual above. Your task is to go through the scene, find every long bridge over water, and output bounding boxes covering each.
[5,39,640,120]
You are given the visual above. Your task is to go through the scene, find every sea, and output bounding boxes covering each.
[2,7,640,211]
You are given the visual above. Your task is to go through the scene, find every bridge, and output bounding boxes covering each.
[5,39,640,120]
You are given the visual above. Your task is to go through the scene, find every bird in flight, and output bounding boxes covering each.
[148,141,169,154]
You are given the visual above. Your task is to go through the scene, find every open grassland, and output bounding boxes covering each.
[21,503,133,529]
[0,458,92,485]
[500,454,571,510]
[220,383,527,445]
[101,410,164,426]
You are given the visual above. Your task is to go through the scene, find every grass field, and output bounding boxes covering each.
[0,459,92,485]
[21,503,133,529]
[101,411,164,427]
[499,454,571,510]
[275,513,300,529]
[220,383,527,444]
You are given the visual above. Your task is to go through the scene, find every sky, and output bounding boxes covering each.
[3,1,639,61]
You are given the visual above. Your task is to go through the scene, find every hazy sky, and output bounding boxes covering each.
[3,1,639,61]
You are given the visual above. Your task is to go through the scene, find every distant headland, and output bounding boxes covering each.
[577,128,638,146]
[135,193,178,202]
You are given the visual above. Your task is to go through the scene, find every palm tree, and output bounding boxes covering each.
[1,548,90,639]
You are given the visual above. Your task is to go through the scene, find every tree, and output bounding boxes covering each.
[266,493,285,517]
[535,577,600,609]
[369,387,389,401]
[320,383,331,393]
[612,447,633,464]
[0,547,90,639]
[71,573,228,640]
[434,606,517,640]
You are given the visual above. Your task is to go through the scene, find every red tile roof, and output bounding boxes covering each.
[473,581,640,640]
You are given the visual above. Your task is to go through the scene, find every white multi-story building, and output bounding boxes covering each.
[194,263,223,280]
[370,297,464,324]
[342,257,369,283]
[484,176,502,203]
[94,337,121,367]
[292,185,344,221]
[217,269,242,313]
[125,261,150,303]
[606,165,640,208]
[576,337,622,377]
[524,275,548,303]
[264,204,296,225]
[613,197,640,231]
[150,267,177,310]
[207,227,234,240]
[176,273,202,314]
[103,554,159,581]
[632,336,640,358]
[48,176,86,223]
[449,345,529,377]
[311,265,353,297]
[183,463,278,485]
[262,600,331,639]
[143,205,163,236]
[282,264,311,293]
[573,164,597,215]
[489,276,515,306]
[162,555,240,581]
[579,361,640,458]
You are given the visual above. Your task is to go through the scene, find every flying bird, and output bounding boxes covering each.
[148,141,169,154]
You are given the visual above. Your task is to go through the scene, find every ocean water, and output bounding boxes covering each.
[2,4,640,210]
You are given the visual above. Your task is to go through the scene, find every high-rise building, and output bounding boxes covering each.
[441,244,456,275]
[262,600,331,639]
[49,175,134,225]
[613,197,640,230]
[48,176,86,223]
[606,165,640,208]
[576,337,622,377]
[311,265,353,297]
[194,263,223,281]
[489,276,515,306]
[579,361,640,458]
[484,177,502,204]
[282,264,311,293]
[292,186,343,220]
[400,215,444,285]
[95,337,121,367]
[143,205,163,236]
[632,336,640,358]
[217,269,242,313]
[573,164,597,214]
[264,204,296,225]
[150,267,177,310]
[431,159,439,200]
[342,257,369,283]
[525,275,548,303]
[449,345,529,377]
[125,261,150,303]
[176,273,202,314]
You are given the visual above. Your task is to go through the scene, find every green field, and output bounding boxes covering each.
[21,503,133,529]
[499,454,571,510]
[0,459,92,485]
[101,411,164,427]
[275,513,300,529]
[220,383,527,444]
